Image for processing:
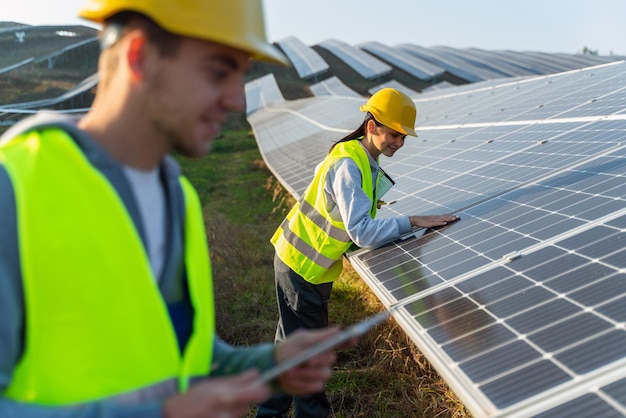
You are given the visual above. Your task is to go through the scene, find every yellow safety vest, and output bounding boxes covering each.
[272,140,379,284]
[0,128,214,405]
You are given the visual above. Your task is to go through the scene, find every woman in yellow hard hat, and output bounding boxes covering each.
[258,88,460,418]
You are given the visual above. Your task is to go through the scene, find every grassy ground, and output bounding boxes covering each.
[176,130,471,418]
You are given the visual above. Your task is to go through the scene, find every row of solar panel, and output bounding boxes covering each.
[274,36,625,84]
[247,60,626,417]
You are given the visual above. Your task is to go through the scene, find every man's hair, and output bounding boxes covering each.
[101,11,182,58]
[96,11,182,88]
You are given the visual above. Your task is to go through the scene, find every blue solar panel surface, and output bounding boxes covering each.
[247,60,626,417]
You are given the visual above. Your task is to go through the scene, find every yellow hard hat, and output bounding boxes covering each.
[78,0,289,65]
[360,88,417,137]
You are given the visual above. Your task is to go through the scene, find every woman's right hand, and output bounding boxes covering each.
[409,214,460,229]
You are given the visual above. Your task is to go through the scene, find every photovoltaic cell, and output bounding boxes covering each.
[535,391,626,418]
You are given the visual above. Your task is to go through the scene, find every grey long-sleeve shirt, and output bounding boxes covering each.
[322,142,413,249]
[0,114,275,417]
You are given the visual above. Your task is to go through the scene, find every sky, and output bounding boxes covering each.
[3,0,626,56]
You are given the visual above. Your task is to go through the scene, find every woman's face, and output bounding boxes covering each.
[362,119,406,159]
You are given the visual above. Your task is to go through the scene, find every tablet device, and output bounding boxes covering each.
[258,310,391,383]
[375,168,395,201]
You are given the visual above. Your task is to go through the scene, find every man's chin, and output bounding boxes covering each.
[175,142,213,159]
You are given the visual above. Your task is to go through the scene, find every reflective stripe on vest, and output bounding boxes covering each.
[272,140,378,284]
[0,128,214,405]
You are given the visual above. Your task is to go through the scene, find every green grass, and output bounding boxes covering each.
[175,130,289,345]
[177,129,472,418]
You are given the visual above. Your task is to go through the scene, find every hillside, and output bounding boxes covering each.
[0,24,98,106]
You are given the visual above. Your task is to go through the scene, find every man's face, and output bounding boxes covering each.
[143,37,251,158]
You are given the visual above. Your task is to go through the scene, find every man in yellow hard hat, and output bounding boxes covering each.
[0,1,344,417]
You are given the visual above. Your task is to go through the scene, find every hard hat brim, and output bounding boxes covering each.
[78,0,289,66]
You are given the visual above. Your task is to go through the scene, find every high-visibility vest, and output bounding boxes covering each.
[272,140,379,284]
[0,127,215,405]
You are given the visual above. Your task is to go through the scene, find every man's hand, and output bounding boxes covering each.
[163,369,270,418]
[274,327,343,395]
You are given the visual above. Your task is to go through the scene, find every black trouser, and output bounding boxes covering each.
[255,254,334,418]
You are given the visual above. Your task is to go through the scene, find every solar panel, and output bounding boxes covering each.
[369,81,420,99]
[317,39,392,80]
[359,41,446,80]
[244,73,285,115]
[247,95,362,198]
[421,80,456,93]
[248,60,626,417]
[310,76,362,98]
[275,36,329,79]
[397,43,508,82]
[438,47,542,77]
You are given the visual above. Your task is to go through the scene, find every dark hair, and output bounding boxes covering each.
[101,11,182,58]
[329,112,383,152]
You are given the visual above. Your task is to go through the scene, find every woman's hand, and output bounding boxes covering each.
[409,214,460,229]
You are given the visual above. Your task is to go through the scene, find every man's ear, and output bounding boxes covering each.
[126,31,148,82]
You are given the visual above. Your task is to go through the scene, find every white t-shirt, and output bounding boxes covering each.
[123,166,166,280]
